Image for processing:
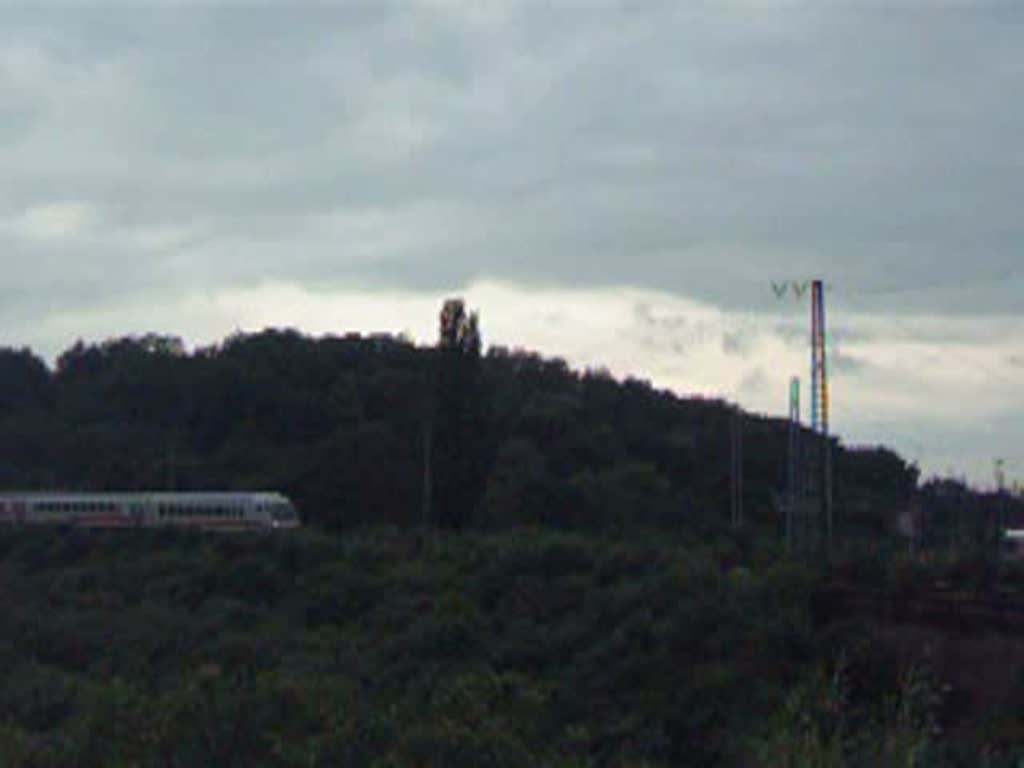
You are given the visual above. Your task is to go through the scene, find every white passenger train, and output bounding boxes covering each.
[0,492,299,532]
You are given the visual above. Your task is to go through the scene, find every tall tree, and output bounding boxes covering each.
[431,299,484,530]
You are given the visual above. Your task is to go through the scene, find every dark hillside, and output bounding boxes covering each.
[0,330,928,539]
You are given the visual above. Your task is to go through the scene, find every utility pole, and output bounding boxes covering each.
[810,279,833,555]
[730,406,743,529]
[996,459,1006,559]
[786,377,800,553]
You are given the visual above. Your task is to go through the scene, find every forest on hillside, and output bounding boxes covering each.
[0,322,927,540]
[1,305,1023,765]
[0,301,1017,547]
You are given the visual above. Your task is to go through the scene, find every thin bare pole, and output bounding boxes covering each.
[787,377,800,553]
[730,407,744,529]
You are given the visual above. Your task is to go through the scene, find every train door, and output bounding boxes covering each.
[130,503,145,527]
[13,501,26,524]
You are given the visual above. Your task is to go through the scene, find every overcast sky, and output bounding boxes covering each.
[1,1,1021,487]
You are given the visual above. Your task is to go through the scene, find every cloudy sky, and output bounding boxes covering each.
[1,0,1021,486]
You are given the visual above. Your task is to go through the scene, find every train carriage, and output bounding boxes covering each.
[0,492,299,532]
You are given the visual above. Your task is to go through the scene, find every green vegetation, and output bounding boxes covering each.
[0,525,997,767]
[0,326,939,539]
[1,312,1022,764]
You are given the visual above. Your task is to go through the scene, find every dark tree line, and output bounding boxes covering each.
[0,303,968,539]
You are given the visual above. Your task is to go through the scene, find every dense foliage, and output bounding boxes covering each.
[1,318,1022,764]
[1,526,1018,767]
[0,325,941,541]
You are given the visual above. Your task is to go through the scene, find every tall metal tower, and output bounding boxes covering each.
[810,281,829,434]
[809,280,833,552]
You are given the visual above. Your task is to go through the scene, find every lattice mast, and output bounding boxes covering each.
[810,281,828,434]
[810,280,833,552]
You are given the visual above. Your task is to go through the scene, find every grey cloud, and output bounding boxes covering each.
[738,366,770,397]
[1,1,1023,321]
[831,350,868,374]
[722,330,755,357]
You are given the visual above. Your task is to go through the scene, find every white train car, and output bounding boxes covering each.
[0,492,299,532]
